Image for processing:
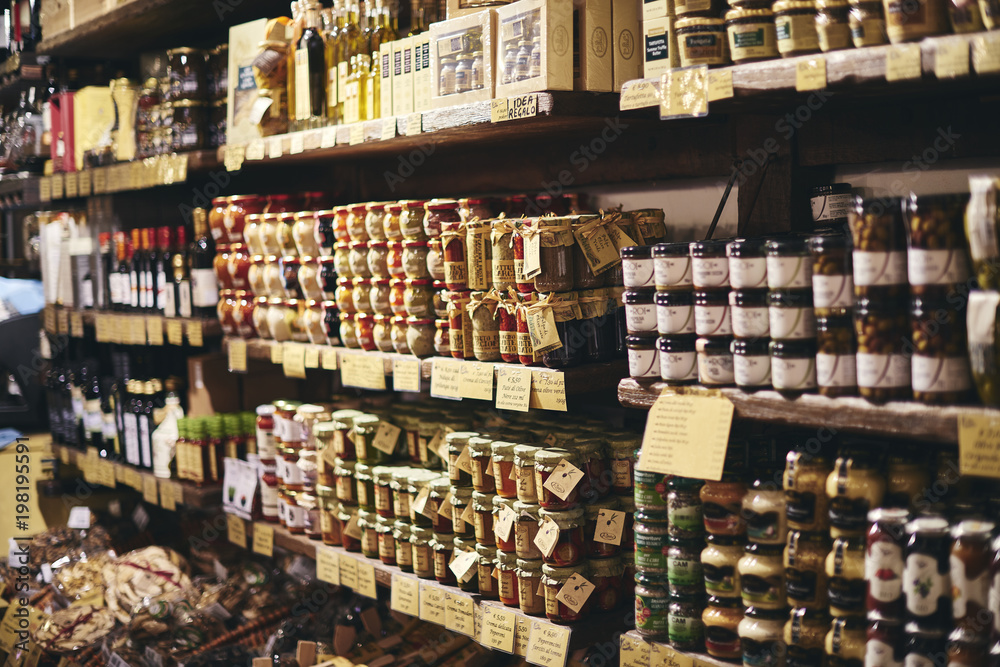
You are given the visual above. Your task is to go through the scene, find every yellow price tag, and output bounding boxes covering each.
[253,523,275,556]
[166,319,184,345]
[229,339,248,372]
[159,480,177,511]
[227,514,247,547]
[316,546,341,585]
[795,57,827,91]
[186,320,204,347]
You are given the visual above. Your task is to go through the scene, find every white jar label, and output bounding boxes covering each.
[772,356,816,390]
[817,353,857,388]
[766,255,811,289]
[857,353,911,388]
[811,192,853,221]
[903,552,946,617]
[698,352,734,385]
[853,250,907,286]
[657,304,695,335]
[968,291,1000,344]
[695,303,733,337]
[911,355,971,393]
[728,257,767,289]
[812,274,854,309]
[734,354,771,387]
[907,248,970,286]
[866,540,904,603]
[660,349,698,382]
[769,305,816,340]
[731,306,770,338]
[950,553,990,620]
[866,639,903,667]
[626,303,658,333]
[623,258,655,288]
[691,257,729,288]
[629,346,660,378]
[655,256,693,289]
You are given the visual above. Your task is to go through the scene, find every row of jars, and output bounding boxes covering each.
[679,0,998,69]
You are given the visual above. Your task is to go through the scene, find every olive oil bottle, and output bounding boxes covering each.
[295,1,327,128]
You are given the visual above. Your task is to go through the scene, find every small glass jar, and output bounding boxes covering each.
[703,597,744,659]
[770,339,818,396]
[725,8,779,63]
[516,558,545,616]
[402,278,434,319]
[910,295,973,405]
[774,0,821,56]
[766,236,812,290]
[694,289,734,337]
[783,451,832,533]
[665,476,705,541]
[784,530,831,609]
[442,231,469,292]
[410,526,434,579]
[689,239,731,289]
[355,463,375,511]
[732,338,772,391]
[653,243,694,291]
[367,241,390,279]
[628,335,660,381]
[375,515,396,565]
[446,431,476,487]
[850,197,908,299]
[658,336,699,385]
[583,498,622,558]
[358,510,378,558]
[635,469,669,512]
[497,550,520,607]
[293,212,320,258]
[668,538,706,596]
[635,510,670,572]
[655,291,695,336]
[903,193,971,297]
[542,564,591,624]
[334,242,353,279]
[739,607,788,665]
[494,495,518,553]
[702,534,745,599]
[883,0,949,41]
[701,478,748,536]
[346,204,370,242]
[635,572,671,638]
[426,238,445,281]
[730,289,770,339]
[816,0,852,50]
[622,245,655,288]
[468,294,501,362]
[349,242,372,279]
[433,319,449,356]
[534,448,582,509]
[768,289,816,341]
[352,277,374,315]
[406,317,436,358]
[738,543,786,609]
[727,237,768,290]
[783,608,830,666]
[816,313,857,399]
[451,486,475,539]
[402,240,431,279]
[696,336,735,386]
[477,544,499,600]
[514,445,541,503]
[675,17,731,67]
[589,556,624,612]
[669,595,707,651]
[606,434,638,497]
[491,441,517,499]
[455,537,479,593]
[432,535,457,585]
[538,507,585,567]
[334,459,358,505]
[824,616,867,664]
[372,466,395,518]
[468,437,496,493]
[825,536,866,617]
[472,491,496,545]
[854,297,912,403]
[514,501,543,559]
[532,218,576,293]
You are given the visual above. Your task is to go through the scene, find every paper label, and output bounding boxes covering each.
[159,480,178,511]
[420,582,446,624]
[282,342,307,379]
[431,358,463,399]
[637,392,734,480]
[482,606,517,653]
[555,573,595,613]
[496,366,532,412]
[528,370,567,411]
[514,616,531,656]
[143,476,158,504]
[886,43,922,81]
[972,33,1000,74]
[445,592,475,637]
[496,504,517,541]
[227,513,247,547]
[959,414,1000,479]
[321,347,339,370]
[935,38,970,78]
[316,546,341,585]
[534,515,560,558]
[391,574,420,615]
[574,224,620,274]
[620,79,661,110]
[253,523,274,557]
[339,554,358,589]
[620,635,651,667]
[708,69,734,101]
[356,561,377,598]
[68,506,92,529]
[523,231,542,278]
[460,361,495,400]
[593,509,627,545]
[350,123,365,146]
[526,620,571,667]
[340,352,387,390]
[166,319,183,345]
[542,459,585,500]
[525,307,563,355]
[394,357,422,392]
[372,422,402,454]
[449,549,479,583]
[650,642,694,667]
[660,66,708,119]
[795,57,827,91]
[304,346,320,368]
[186,321,204,347]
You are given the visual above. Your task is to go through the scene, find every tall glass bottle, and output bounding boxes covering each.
[139,380,156,469]
[154,226,172,314]
[100,378,120,460]
[408,0,429,36]
[339,1,363,121]
[171,226,192,318]
[129,229,141,310]
[295,1,327,129]
[287,1,304,132]
[70,364,86,448]
[83,369,103,453]
[123,379,140,465]
[323,7,340,123]
[141,228,155,312]
[189,209,217,318]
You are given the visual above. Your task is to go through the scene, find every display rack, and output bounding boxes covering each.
[46,304,222,344]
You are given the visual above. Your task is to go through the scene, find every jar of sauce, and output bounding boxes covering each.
[534,448,582,509]
[950,520,995,637]
[334,459,357,505]
[476,544,499,600]
[730,289,770,338]
[635,470,669,511]
[768,289,817,340]
[472,491,496,545]
[491,442,517,499]
[516,558,545,616]
[635,572,671,638]
[450,486,475,539]
[785,608,830,667]
[824,616,866,665]
[866,507,909,620]
[494,551,519,607]
[739,607,787,666]
[372,466,394,518]
[653,243,693,291]
[432,535,456,585]
[607,434,640,496]
[885,455,929,510]
[826,536,866,617]
[744,476,787,545]
[727,237,768,289]
[531,218,576,293]
[694,289,733,337]
[335,242,353,278]
[514,445,541,503]
[375,515,396,565]
[467,436,496,493]
[410,526,434,579]
[702,534,744,599]
[701,477,747,536]
[784,451,831,532]
[826,450,886,537]
[494,495,517,553]
[635,510,670,572]
[543,564,592,624]
[703,596,744,659]
[690,239,731,289]
[785,530,830,609]
[355,463,375,510]
[338,507,360,552]
[589,556,624,612]
[739,542,786,610]
[514,501,543,559]
[696,336,735,386]
[446,431,477,487]
[903,516,951,629]
[539,507,585,566]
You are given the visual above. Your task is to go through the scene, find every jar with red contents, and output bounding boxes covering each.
[332,206,350,243]
[425,199,460,238]
[515,501,543,559]
[447,291,474,359]
[226,195,265,244]
[228,244,252,291]
[589,557,625,611]
[384,203,403,241]
[498,300,519,363]
[427,478,454,536]
[315,210,337,255]
[569,437,609,500]
[400,200,428,240]
[394,521,413,572]
[347,204,370,242]
[442,227,469,292]
[494,495,517,552]
[491,442,517,498]
[478,544,499,600]
[585,497,622,558]
[433,535,457,585]
[498,551,520,606]
[338,507,361,552]
[539,507,586,566]
[534,448,582,509]
[866,507,908,620]
[387,241,404,279]
[468,437,496,493]
[214,245,233,289]
[261,464,279,522]
[543,564,592,623]
[281,444,305,491]
[451,487,475,539]
[516,296,543,366]
[266,193,299,214]
[281,257,302,298]
[319,258,337,299]
[355,313,376,351]
[233,291,256,338]
[473,491,496,545]
[517,558,546,616]
[217,291,237,335]
[210,197,228,242]
[701,476,748,536]
[376,515,396,565]
[514,445,541,503]
[389,279,407,316]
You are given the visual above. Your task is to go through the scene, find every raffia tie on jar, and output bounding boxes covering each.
[466,289,503,362]
[466,218,494,291]
[491,217,517,292]
[522,292,581,356]
[522,217,575,292]
[573,215,624,276]
[498,288,521,362]
[630,209,668,245]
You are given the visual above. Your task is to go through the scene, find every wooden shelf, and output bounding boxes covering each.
[51,442,222,507]
[50,305,222,343]
[621,630,734,667]
[617,378,993,444]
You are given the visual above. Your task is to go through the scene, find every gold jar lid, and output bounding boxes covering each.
[816,0,850,8]
[675,16,727,28]
[726,6,776,18]
[773,0,817,10]
[172,99,207,108]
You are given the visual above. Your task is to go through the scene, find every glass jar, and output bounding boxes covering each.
[497,551,520,607]
[372,466,394,518]
[770,339,818,396]
[490,441,517,499]
[514,445,541,503]
[826,450,886,538]
[280,257,303,298]
[622,245,655,289]
[315,210,336,255]
[635,510,670,572]
[364,202,389,242]
[588,556,623,612]
[534,448,582,509]
[824,616,866,664]
[468,293,501,361]
[542,564,591,624]
[292,212,320,258]
[865,618,905,665]
[657,336,698,385]
[354,312,375,351]
[402,240,431,280]
[583,498,622,558]
[406,317,436,358]
[883,0,949,41]
[493,495,518,553]
[653,243,694,291]
[848,0,887,44]
[655,291,695,336]
[338,507,360,552]
[696,336,735,386]
[774,0,821,56]
[628,334,660,381]
[815,312,857,397]
[526,218,574,293]
[784,530,830,609]
[816,0,852,50]
[366,242,390,279]
[666,477,705,540]
[903,193,971,296]
[376,515,396,565]
[516,558,545,616]
[730,289,770,339]
[743,477,786,545]
[369,279,392,316]
[355,463,375,511]
[277,213,298,257]
[635,469,669,511]
[766,236,812,290]
[334,459,358,505]
[809,233,854,315]
[854,297,911,403]
[739,607,788,666]
[387,241,405,280]
[450,486,475,539]
[703,596,744,659]
[466,436,496,493]
[690,239,731,289]
[903,516,952,628]
[702,534,744,599]
[382,203,402,241]
[732,338,772,391]
[784,451,831,533]
[850,197,908,298]
[390,521,412,573]
[910,295,973,404]
[514,501,543,559]
[432,319,449,356]
[475,544,499,600]
[432,535,456,585]
[442,229,469,292]
[349,242,372,278]
[398,200,427,240]
[668,538,705,596]
[358,510,378,558]
[402,279,434,319]
[635,572,671,638]
[346,204,369,242]
[335,242,353,278]
[825,536,866,617]
[426,238,445,281]
[739,543,786,610]
[675,17,730,67]
[694,289,734,337]
[725,8,779,63]
[403,525,430,579]
[538,507,585,567]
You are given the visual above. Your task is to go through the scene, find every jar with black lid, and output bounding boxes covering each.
[816,312,857,397]
[739,607,788,665]
[854,297,911,403]
[725,8,780,63]
[808,233,854,315]
[622,245,655,288]
[947,627,990,666]
[768,289,816,341]
[910,295,973,404]
[826,449,886,538]
[815,0,852,51]
[727,237,768,289]
[167,47,207,101]
[653,243,694,291]
[690,239,732,289]
[904,623,947,666]
[867,618,905,666]
[825,536,866,617]
[774,0,822,56]
[675,18,731,68]
[171,100,207,151]
[624,288,658,335]
[628,335,661,381]
[658,335,699,384]
[785,607,830,666]
[849,197,908,299]
[669,594,708,650]
[784,530,830,609]
[770,339,818,396]
[703,596,744,659]
[656,291,696,335]
[730,289,770,339]
[732,338,772,391]
[694,289,734,337]
[766,235,812,290]
[697,336,735,386]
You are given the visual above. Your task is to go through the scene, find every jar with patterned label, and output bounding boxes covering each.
[825,536,866,617]
[667,476,705,540]
[785,530,830,609]
[635,572,671,638]
[703,596,744,659]
[739,542,786,610]
[784,451,831,532]
[701,477,747,536]
[739,607,788,666]
[903,516,951,629]
[826,450,886,538]
[866,507,909,620]
[703,534,744,599]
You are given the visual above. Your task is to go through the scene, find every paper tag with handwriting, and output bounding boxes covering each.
[886,43,922,81]
[525,620,571,667]
[229,339,248,373]
[795,58,826,91]
[533,515,560,558]
[637,392,734,481]
[430,358,463,399]
[620,635,650,667]
[420,582,446,624]
[340,352,387,390]
[973,32,1000,74]
[438,491,455,519]
[316,546,341,585]
[391,574,420,615]
[394,357,422,392]
[650,641,694,667]
[593,509,626,545]
[460,361,495,400]
[619,79,660,110]
[445,592,475,636]
[542,459,584,500]
[959,413,1000,479]
[339,554,358,589]
[935,38,970,78]
[495,366,531,412]
[708,69,734,101]
[372,422,402,454]
[528,370,567,411]
[555,573,595,613]
[496,504,517,541]
[449,549,479,583]
[227,514,247,547]
[253,523,274,557]
[283,342,307,378]
[381,117,397,141]
[413,485,433,517]
[321,347,339,370]
[356,560,377,598]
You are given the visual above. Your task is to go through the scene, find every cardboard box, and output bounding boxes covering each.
[574,0,613,92]
[392,37,415,117]
[613,0,642,91]
[642,0,674,21]
[412,32,433,112]
[227,18,271,147]
[40,0,72,37]
[73,0,109,28]
[495,0,574,98]
[187,354,240,417]
[379,42,393,118]
[643,16,678,79]
[446,0,512,19]
[429,10,497,108]
[72,86,114,172]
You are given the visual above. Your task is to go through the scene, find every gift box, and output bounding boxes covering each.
[430,9,497,107]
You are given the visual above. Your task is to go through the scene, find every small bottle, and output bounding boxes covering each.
[471,50,484,89]
[439,55,457,96]
[455,56,472,94]
[502,42,518,84]
[515,41,531,81]
[529,38,541,78]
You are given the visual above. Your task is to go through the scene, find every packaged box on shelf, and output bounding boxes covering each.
[613,0,642,91]
[446,0,512,19]
[643,16,679,79]
[429,9,497,107]
[575,0,614,92]
[227,18,273,146]
[643,0,674,20]
[73,86,114,172]
[40,0,71,37]
[392,37,415,117]
[379,42,393,118]
[495,0,573,97]
[412,32,433,112]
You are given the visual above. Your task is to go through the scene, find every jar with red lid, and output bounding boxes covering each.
[589,557,624,611]
[427,238,445,281]
[517,558,545,616]
[338,507,360,552]
[365,201,390,242]
[277,213,298,257]
[497,551,520,606]
[293,211,320,257]
[335,243,352,278]
[516,296,543,366]
[387,241,405,279]
[369,278,392,315]
[214,245,233,289]
[391,316,411,355]
[543,563,591,623]
[400,200,428,240]
[539,507,586,566]
[340,313,359,348]
[491,442,517,498]
[227,195,265,244]
[228,244,251,291]
[266,193,299,214]
[233,292,256,338]
[244,215,265,255]
[347,204,370,242]
[367,241,390,278]
[349,242,372,278]
[448,291,474,359]
[319,258,337,299]
[352,277,374,314]
[434,319,450,356]
[210,197,228,242]
[280,257,302,298]
[426,199,460,238]
[512,226,536,293]
[534,449,582,509]
[217,291,237,335]
[494,495,517,552]
[354,313,376,351]
[384,203,403,241]
[433,536,457,585]
[260,213,282,256]
[315,210,337,255]
[585,498,622,558]
[442,226,469,291]
[388,279,407,316]
[473,491,496,545]
[515,501,543,559]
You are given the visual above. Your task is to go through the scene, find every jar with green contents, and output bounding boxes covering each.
[635,572,671,638]
[358,509,378,559]
[675,17,731,67]
[669,595,707,651]
[446,431,478,487]
[667,477,705,540]
[635,470,669,510]
[635,510,670,572]
[450,486,475,539]
[726,8,779,63]
[411,526,434,579]
[668,538,706,596]
[353,415,391,464]
[355,463,374,510]
[774,0,821,56]
[815,0,852,50]
[394,521,413,572]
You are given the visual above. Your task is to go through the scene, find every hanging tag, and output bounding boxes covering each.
[449,550,479,583]
[525,307,562,355]
[344,513,363,539]
[460,501,476,527]
[542,459,585,501]
[573,224,619,274]
[593,509,626,546]
[523,231,541,278]
[496,504,517,541]
[372,422,402,454]
[533,515,560,558]
[414,486,433,518]
[456,445,474,474]
[555,574,595,613]
[438,492,455,519]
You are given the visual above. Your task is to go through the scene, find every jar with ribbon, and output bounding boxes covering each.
[498,289,520,363]
[467,289,502,362]
[515,292,542,366]
[441,219,470,291]
[465,219,494,291]
[491,218,517,292]
[523,293,582,369]
[526,217,576,293]
[571,213,621,290]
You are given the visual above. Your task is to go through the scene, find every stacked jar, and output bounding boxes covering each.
[292,403,330,540]
[691,239,735,387]
[765,235,819,396]
[272,400,306,534]
[727,237,771,392]
[643,241,697,384]
[213,195,265,341]
[809,232,858,397]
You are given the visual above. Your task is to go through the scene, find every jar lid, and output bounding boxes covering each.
[906,515,950,535]
[493,495,517,510]
[765,235,809,255]
[729,289,768,307]
[693,288,728,305]
[411,525,433,539]
[283,256,301,265]
[491,441,517,457]
[468,436,494,454]
[626,334,658,349]
[807,232,850,254]
[390,467,415,483]
[273,400,303,411]
[472,491,496,507]
[675,16,726,27]
[513,444,541,462]
[256,404,276,416]
[743,606,788,621]
[405,278,433,286]
[726,237,767,258]
[296,404,326,416]
[635,509,668,524]
[865,507,910,525]
[706,595,743,608]
[429,477,451,492]
[542,563,588,579]
[516,558,543,572]
[427,199,460,210]
[652,242,690,258]
[451,486,474,500]
[369,240,388,249]
[539,506,585,522]
[689,239,730,256]
[654,291,693,306]
[446,431,478,446]
[621,245,653,259]
[744,542,783,556]
[513,500,541,515]
[407,317,434,325]
[498,550,518,565]
[316,484,334,498]
[352,414,380,429]
[387,202,403,212]
[372,466,394,482]
[294,210,317,220]
[773,0,817,10]
[334,459,356,471]
[402,200,428,208]
[349,203,369,213]
[657,335,697,353]
[349,241,370,250]
[172,99,207,108]
[393,520,412,533]
[477,543,498,558]
[394,316,410,325]
[725,6,775,18]
[815,312,853,328]
[705,534,745,547]
[534,448,577,466]
[634,571,669,586]
[769,339,817,357]
[768,288,813,308]
[696,336,733,354]
[316,209,337,219]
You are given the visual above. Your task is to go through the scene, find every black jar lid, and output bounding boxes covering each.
[621,245,654,259]
[626,334,658,349]
[815,312,854,329]
[689,238,731,257]
[696,336,734,354]
[769,339,818,357]
[726,237,768,258]
[652,242,690,258]
[808,183,852,197]
[657,335,697,353]
[807,231,851,254]
[655,290,694,306]
[768,288,813,308]
[694,288,729,305]
[623,288,657,305]
[729,289,768,307]
[731,337,770,356]
[854,295,906,315]
[765,234,809,255]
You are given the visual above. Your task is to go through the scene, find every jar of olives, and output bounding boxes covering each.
[910,295,973,404]
[903,192,971,297]
[849,197,908,298]
[854,297,912,403]
[808,233,854,315]
[816,312,858,397]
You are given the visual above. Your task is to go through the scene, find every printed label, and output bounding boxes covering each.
[857,353,911,388]
[769,305,816,339]
[698,352,735,385]
[623,258,655,288]
[785,568,818,604]
[655,256,692,289]
[660,350,698,382]
[729,257,767,288]
[703,562,738,595]
[695,303,733,336]
[907,248,970,286]
[812,274,854,309]
[865,639,903,667]
[766,255,811,289]
[853,250,907,286]
[734,354,772,387]
[629,347,660,378]
[817,353,857,388]
[626,303,658,333]
[911,355,972,393]
[657,303,695,335]
[950,554,989,619]
[903,553,947,617]
[190,268,218,308]
[692,257,729,288]
[772,356,817,391]
[731,305,770,338]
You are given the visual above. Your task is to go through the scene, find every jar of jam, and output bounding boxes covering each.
[690,239,732,290]
[784,530,830,610]
[490,442,517,499]
[445,431,476,487]
[542,564,591,623]
[463,436,495,493]
[389,521,412,573]
[338,507,360,552]
[277,213,299,257]
[702,534,744,600]
[701,477,747,536]
[668,538,705,597]
[514,445,541,502]
[784,451,832,533]
[635,572,671,638]
[825,616,866,665]
[334,459,358,505]
[514,501,543,559]
[293,212,320,258]
[355,509,376,557]
[726,238,767,289]
[345,204,369,242]
[825,536,866,617]
[903,516,951,629]
[539,507,585,566]
[318,487,340,546]
[534,448,582,509]
[496,551,520,607]
[696,336,736,386]
[386,241,405,280]
[768,289,816,341]
[260,463,279,522]
[530,218,576,293]
[432,535,457,585]
[583,498,622,558]
[653,243,693,291]
[694,289,734,338]
[315,210,336,255]
[950,520,995,637]
[470,491,495,545]
[494,495,518,553]
[731,338,771,391]
[866,618,905,665]
[355,463,375,511]
[607,434,639,496]
[375,515,396,565]
[589,557,624,612]
[623,245,655,289]
[826,450,886,537]
[451,486,475,539]
[372,466,394,518]
[703,596,744,659]
[739,543,786,610]
[471,544,498,600]
[866,507,909,620]
[411,526,434,579]
[739,607,788,665]
[382,203,402,241]
[517,558,545,616]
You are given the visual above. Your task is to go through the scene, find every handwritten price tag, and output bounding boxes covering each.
[393,357,421,392]
[496,504,517,541]
[495,366,531,412]
[526,620,571,667]
[253,523,274,557]
[227,514,247,548]
[391,574,420,615]
[445,592,475,637]
[481,606,516,653]
[372,422,402,454]
[316,546,341,585]
[542,459,585,501]
[420,582,446,624]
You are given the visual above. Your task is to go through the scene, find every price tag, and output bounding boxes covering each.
[372,422,402,454]
[344,512,362,540]
[246,139,266,160]
[445,592,475,637]
[935,38,970,78]
[419,582,446,624]
[430,358,463,399]
[660,67,708,119]
[52,174,65,199]
[166,319,184,345]
[269,136,283,159]
[142,475,158,504]
[339,553,359,590]
[65,172,79,198]
[70,312,84,338]
[555,573,595,613]
[973,33,1000,74]
[304,345,320,368]
[225,144,246,171]
[523,228,541,277]
[482,606,517,653]
[38,176,52,202]
[393,357,422,392]
[619,79,660,110]
[126,468,143,491]
[491,97,509,123]
[93,169,107,193]
[456,445,474,476]
[514,615,531,656]
[381,117,397,140]
[321,126,338,148]
[413,485,433,518]
[533,515,560,558]
[638,392,734,480]
[594,509,627,545]
[525,620,572,667]
[186,321,204,347]
[130,317,147,345]
[886,43,922,81]
[459,362,494,400]
[146,317,164,346]
[316,546,341,585]
[350,124,365,145]
[56,308,69,335]
[78,170,92,195]
[304,130,322,150]
[543,459,585,500]
[227,513,247,547]
[449,549,479,583]
[270,341,284,364]
[68,506,92,529]
[321,347,339,370]
[650,641,694,667]
[159,480,177,511]
[795,57,827,91]
[708,69,734,101]
[356,560,377,598]
[405,112,422,135]
[290,132,305,154]
[340,352,387,390]
[958,413,1000,479]
[621,635,651,667]
[283,342,307,378]
[528,370,567,411]
[496,504,517,541]
[391,574,420,615]
[229,339,248,372]
[253,523,275,556]
[495,366,531,412]
[98,460,117,488]
[144,646,165,667]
